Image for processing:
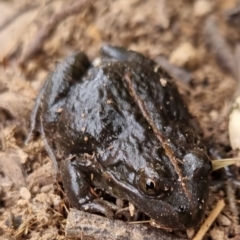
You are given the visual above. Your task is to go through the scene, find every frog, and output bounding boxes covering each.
[28,45,212,230]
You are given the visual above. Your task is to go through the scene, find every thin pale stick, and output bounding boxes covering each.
[193,199,225,240]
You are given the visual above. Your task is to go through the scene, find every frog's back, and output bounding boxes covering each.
[55,58,202,169]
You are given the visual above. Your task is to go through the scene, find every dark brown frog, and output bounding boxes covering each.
[29,45,212,230]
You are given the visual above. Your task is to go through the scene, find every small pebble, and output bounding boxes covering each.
[217,214,231,226]
[219,190,225,197]
[129,202,135,217]
[160,78,167,87]
[209,110,219,121]
[19,187,31,200]
[194,0,213,17]
[53,195,61,209]
[17,199,29,206]
[32,185,40,194]
[209,228,225,240]
[41,231,56,240]
[169,42,198,68]
[35,192,52,205]
[92,57,101,67]
[116,198,124,207]
[186,228,195,239]
[40,184,53,193]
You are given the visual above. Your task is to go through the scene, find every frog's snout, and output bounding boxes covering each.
[155,191,208,229]
[175,200,206,229]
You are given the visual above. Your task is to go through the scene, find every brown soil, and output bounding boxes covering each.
[0,0,240,239]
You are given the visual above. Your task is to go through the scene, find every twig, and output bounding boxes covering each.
[225,4,240,28]
[211,158,240,171]
[65,208,185,240]
[234,44,240,98]
[193,199,225,240]
[226,179,238,222]
[19,0,93,66]
[0,4,39,31]
[204,16,236,79]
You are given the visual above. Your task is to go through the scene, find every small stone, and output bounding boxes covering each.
[35,192,52,205]
[53,195,61,208]
[209,228,225,240]
[194,0,213,17]
[160,78,167,87]
[56,108,63,113]
[116,198,124,207]
[40,184,53,193]
[19,187,31,200]
[209,110,219,121]
[186,229,195,239]
[107,99,113,104]
[32,185,39,194]
[92,57,101,67]
[218,190,225,197]
[42,232,57,239]
[17,199,29,206]
[129,202,135,217]
[169,42,199,68]
[217,214,231,226]
[154,66,159,72]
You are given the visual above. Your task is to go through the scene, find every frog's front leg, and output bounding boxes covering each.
[61,157,113,218]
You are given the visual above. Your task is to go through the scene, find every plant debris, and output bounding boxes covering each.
[193,200,225,240]
[1,0,240,239]
[65,208,185,240]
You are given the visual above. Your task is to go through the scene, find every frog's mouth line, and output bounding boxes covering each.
[102,169,204,230]
[122,72,191,201]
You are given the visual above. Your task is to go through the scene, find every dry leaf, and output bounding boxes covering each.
[0,2,16,26]
[129,202,135,217]
[0,149,27,188]
[211,158,240,171]
[0,5,39,61]
[0,91,34,119]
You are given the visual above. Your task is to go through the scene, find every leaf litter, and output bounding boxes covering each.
[1,0,240,239]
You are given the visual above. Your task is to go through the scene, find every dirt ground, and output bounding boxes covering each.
[0,0,240,239]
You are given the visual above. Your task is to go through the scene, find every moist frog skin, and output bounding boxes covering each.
[29,45,212,230]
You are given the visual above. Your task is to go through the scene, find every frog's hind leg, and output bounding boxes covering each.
[26,52,91,173]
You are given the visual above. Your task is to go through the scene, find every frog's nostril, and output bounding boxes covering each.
[178,205,187,213]
[177,207,194,227]
[177,203,205,228]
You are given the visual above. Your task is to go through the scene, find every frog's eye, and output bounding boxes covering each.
[139,176,157,196]
[138,172,169,197]
[146,178,155,190]
[145,178,156,193]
